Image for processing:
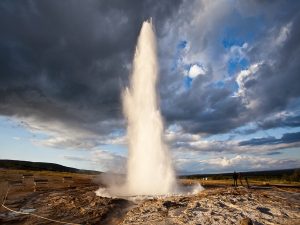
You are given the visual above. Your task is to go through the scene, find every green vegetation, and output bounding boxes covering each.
[282,169,300,182]
[180,168,300,184]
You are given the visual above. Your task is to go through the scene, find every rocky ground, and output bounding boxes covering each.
[1,184,299,225]
[121,187,300,225]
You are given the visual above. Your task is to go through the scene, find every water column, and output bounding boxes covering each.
[122,19,176,195]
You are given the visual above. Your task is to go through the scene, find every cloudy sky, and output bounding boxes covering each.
[1,0,300,174]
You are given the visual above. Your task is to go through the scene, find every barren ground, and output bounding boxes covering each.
[1,170,299,225]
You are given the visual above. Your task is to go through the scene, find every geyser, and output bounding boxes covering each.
[96,20,203,198]
[122,19,176,195]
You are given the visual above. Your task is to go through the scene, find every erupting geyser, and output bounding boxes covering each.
[122,19,177,195]
[96,20,203,198]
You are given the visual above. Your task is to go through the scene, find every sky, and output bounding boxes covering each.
[0,0,300,174]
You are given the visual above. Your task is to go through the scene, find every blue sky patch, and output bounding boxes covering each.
[171,40,188,71]
[227,57,249,76]
[177,40,187,49]
[221,10,265,48]
[184,76,193,89]
[222,38,244,49]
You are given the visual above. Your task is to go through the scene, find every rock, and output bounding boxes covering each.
[90,201,96,207]
[163,200,184,209]
[239,217,253,225]
[79,207,86,214]
[163,201,178,209]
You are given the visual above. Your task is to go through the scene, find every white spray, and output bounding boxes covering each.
[96,20,203,198]
[122,19,176,195]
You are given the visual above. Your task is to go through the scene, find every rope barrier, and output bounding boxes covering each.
[1,186,82,225]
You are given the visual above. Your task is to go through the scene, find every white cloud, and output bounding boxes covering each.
[228,42,249,61]
[188,64,206,78]
[91,150,126,172]
[235,62,263,104]
[166,126,300,156]
[64,149,126,173]
[175,154,300,174]
[275,22,292,46]
[200,154,300,171]
[12,116,124,150]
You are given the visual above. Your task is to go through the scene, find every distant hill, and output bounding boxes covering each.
[0,159,101,175]
[180,168,300,180]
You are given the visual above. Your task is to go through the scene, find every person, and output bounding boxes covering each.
[233,171,238,187]
[238,173,244,186]
[245,176,250,188]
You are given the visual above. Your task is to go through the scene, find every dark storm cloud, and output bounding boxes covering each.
[162,82,247,134]
[245,14,300,118]
[266,151,282,156]
[159,0,300,135]
[0,0,182,137]
[239,132,300,146]
[258,114,300,130]
[1,0,300,153]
